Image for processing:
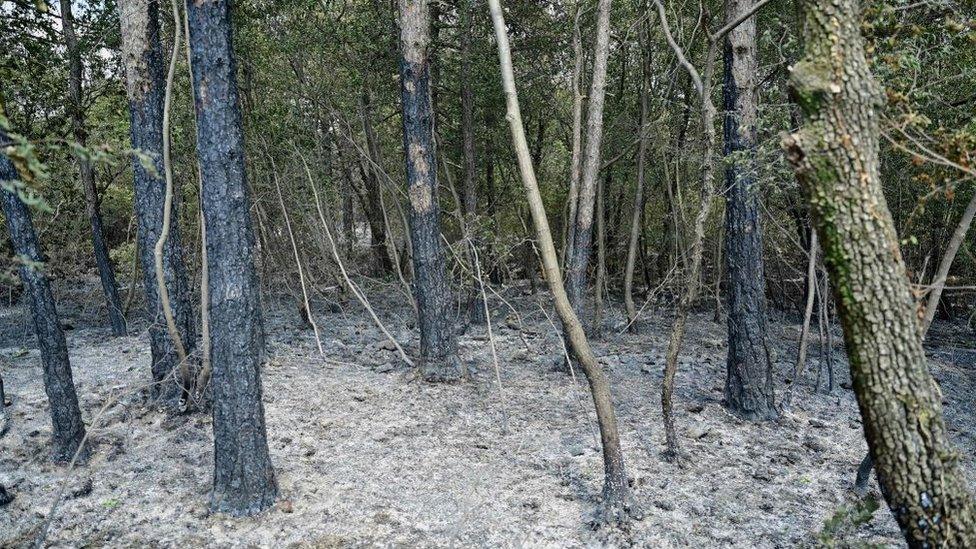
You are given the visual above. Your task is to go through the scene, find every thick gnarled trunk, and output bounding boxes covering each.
[721,0,775,420]
[118,0,195,404]
[783,0,976,543]
[1,147,87,463]
[398,0,462,381]
[186,0,277,516]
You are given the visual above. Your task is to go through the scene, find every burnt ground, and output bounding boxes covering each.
[1,278,974,548]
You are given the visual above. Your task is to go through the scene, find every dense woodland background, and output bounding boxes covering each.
[1,0,976,546]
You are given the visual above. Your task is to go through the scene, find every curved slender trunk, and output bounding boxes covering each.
[487,0,638,523]
[623,37,651,332]
[782,0,976,542]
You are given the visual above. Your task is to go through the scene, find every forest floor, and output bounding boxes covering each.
[1,278,975,548]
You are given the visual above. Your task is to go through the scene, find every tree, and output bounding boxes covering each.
[397,0,463,381]
[622,21,651,333]
[721,0,775,420]
[1,138,87,463]
[59,0,127,336]
[487,0,639,524]
[117,0,195,404]
[186,0,277,515]
[564,0,613,324]
[782,0,976,543]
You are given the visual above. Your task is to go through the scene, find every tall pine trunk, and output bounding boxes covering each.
[1,144,88,463]
[721,0,775,420]
[782,0,976,543]
[186,0,277,515]
[118,0,196,404]
[398,0,463,381]
[60,0,127,336]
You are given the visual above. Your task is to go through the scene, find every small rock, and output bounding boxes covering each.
[808,417,829,428]
[278,499,294,513]
[69,477,93,499]
[752,467,774,481]
[378,340,397,352]
[653,499,675,511]
[686,403,705,413]
[687,425,711,440]
[0,484,14,507]
[804,436,828,453]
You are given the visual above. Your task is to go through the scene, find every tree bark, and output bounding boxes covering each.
[782,0,976,542]
[398,0,463,381]
[460,0,477,220]
[359,92,396,275]
[920,191,976,338]
[564,0,613,320]
[1,145,88,463]
[721,0,776,420]
[487,0,638,523]
[186,0,277,516]
[624,30,651,332]
[118,0,195,404]
[60,0,127,336]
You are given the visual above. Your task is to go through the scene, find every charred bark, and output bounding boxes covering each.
[783,0,976,542]
[118,0,195,404]
[186,0,277,516]
[721,0,776,420]
[61,0,127,336]
[398,0,463,381]
[1,146,87,463]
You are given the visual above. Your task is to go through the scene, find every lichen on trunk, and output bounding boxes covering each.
[782,0,976,543]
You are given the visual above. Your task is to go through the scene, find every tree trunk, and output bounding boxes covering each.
[1,146,88,464]
[721,0,776,420]
[562,8,585,270]
[782,0,976,542]
[61,0,127,336]
[460,0,477,220]
[564,0,613,319]
[359,93,396,275]
[186,0,277,516]
[118,0,196,404]
[624,37,651,331]
[398,0,463,381]
[487,0,638,523]
[920,191,976,338]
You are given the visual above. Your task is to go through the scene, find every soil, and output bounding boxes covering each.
[1,279,974,548]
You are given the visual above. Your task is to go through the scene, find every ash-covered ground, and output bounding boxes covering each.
[1,279,974,547]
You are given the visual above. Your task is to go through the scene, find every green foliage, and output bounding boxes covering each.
[815,496,883,548]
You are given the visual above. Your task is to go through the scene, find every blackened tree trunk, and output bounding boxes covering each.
[721,0,776,420]
[60,0,127,336]
[782,0,976,543]
[1,146,87,463]
[360,92,395,275]
[186,0,277,516]
[564,0,613,318]
[118,0,195,404]
[460,0,477,220]
[398,0,463,381]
